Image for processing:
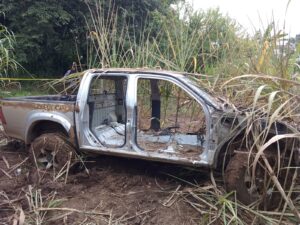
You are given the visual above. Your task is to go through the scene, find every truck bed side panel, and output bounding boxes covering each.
[0,98,76,143]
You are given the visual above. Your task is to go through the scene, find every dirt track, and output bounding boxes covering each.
[0,126,206,225]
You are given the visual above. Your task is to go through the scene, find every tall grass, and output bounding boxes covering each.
[84,1,298,83]
[0,24,18,77]
[85,0,159,69]
[84,1,246,73]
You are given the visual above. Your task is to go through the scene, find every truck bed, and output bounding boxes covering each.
[0,95,76,143]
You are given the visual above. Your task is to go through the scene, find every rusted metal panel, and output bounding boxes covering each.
[68,126,77,146]
[0,100,75,112]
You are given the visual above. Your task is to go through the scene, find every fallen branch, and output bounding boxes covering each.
[163,185,181,207]
[7,157,28,174]
[36,207,111,216]
[116,208,155,223]
[0,168,12,179]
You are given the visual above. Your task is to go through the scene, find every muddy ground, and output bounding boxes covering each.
[0,126,215,225]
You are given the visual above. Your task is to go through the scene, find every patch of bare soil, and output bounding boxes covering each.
[0,126,206,225]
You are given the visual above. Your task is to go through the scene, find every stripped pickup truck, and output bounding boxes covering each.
[0,69,299,209]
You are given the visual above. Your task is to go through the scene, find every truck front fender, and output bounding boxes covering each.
[213,119,300,169]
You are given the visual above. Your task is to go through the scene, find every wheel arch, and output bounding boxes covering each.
[213,124,247,170]
[25,116,71,144]
[213,120,299,170]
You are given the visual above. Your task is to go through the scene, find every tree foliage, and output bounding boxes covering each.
[0,0,179,76]
[0,0,89,76]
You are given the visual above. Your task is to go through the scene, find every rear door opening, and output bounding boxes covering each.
[88,75,127,147]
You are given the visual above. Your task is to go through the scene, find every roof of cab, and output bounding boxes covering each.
[88,68,185,77]
[83,68,233,111]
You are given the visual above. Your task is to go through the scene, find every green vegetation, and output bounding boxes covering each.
[1,0,298,82]
[0,81,49,97]
[0,24,17,77]
[0,0,178,76]
[0,0,89,76]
